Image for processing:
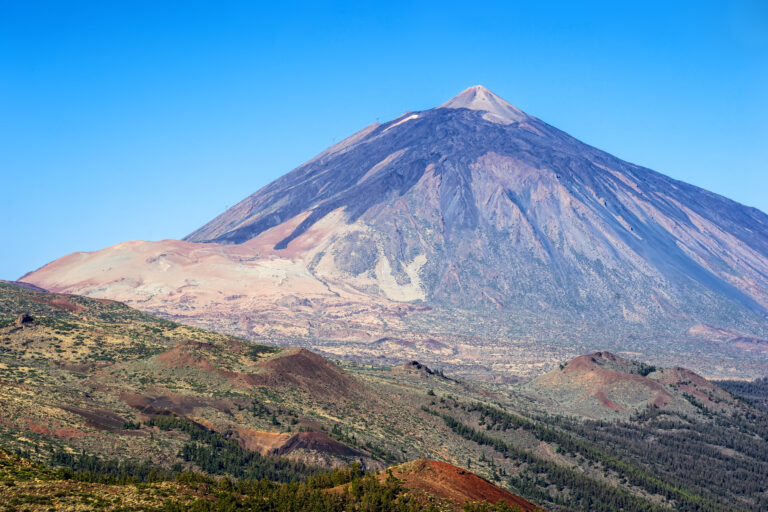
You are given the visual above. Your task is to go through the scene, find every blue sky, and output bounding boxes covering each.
[1,0,766,280]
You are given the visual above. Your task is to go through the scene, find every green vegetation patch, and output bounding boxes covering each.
[246,344,280,360]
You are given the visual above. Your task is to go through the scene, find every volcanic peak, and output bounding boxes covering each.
[439,85,528,123]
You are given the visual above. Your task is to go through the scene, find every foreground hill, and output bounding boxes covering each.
[3,283,768,511]
[0,450,533,512]
[340,458,543,511]
[20,86,768,379]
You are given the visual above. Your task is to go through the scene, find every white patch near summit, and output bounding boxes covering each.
[384,113,419,132]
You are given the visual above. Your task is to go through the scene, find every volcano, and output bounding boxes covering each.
[22,86,768,378]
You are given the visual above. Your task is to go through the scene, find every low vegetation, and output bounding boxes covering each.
[1,449,526,511]
[2,282,768,511]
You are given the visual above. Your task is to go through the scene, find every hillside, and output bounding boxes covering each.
[0,281,400,472]
[355,458,544,511]
[0,449,534,511]
[20,86,768,379]
[525,351,738,419]
[2,282,768,511]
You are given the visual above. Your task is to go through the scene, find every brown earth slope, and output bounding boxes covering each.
[334,459,543,511]
[524,351,738,419]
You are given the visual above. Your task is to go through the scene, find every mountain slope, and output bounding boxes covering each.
[183,86,767,316]
[21,86,768,378]
[4,283,768,511]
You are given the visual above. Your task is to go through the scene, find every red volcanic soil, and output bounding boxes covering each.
[246,348,363,400]
[560,352,672,408]
[52,427,86,440]
[595,390,626,411]
[335,459,542,511]
[155,342,361,400]
[530,351,740,417]
[155,340,264,389]
[25,420,51,436]
[394,459,541,510]
[154,340,263,387]
[156,341,219,372]
[28,294,84,313]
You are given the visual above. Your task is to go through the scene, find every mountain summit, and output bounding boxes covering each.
[22,86,768,377]
[439,85,528,123]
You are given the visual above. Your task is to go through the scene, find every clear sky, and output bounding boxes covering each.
[1,0,766,280]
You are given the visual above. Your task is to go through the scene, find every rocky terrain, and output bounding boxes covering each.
[20,86,768,379]
[3,282,768,511]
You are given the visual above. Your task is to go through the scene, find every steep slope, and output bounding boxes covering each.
[21,86,768,378]
[182,86,768,317]
[389,459,542,511]
[333,459,543,511]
